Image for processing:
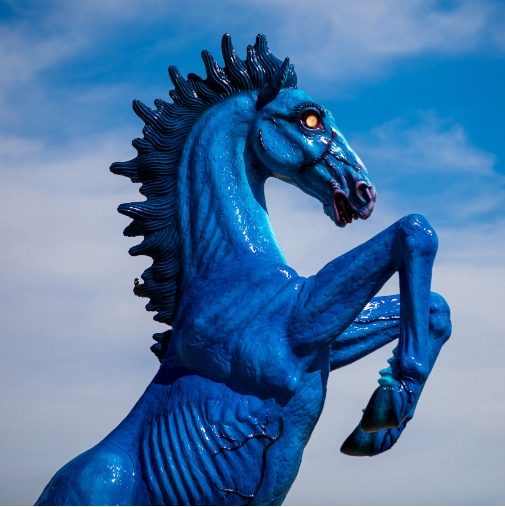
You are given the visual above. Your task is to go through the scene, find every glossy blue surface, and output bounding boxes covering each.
[36,34,451,506]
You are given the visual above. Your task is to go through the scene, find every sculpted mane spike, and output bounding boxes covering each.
[37,33,451,506]
[256,57,291,110]
[110,33,296,357]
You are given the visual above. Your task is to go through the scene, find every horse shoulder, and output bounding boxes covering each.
[184,263,303,328]
[35,440,135,506]
[171,263,306,395]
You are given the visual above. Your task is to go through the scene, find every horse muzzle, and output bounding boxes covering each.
[331,180,376,227]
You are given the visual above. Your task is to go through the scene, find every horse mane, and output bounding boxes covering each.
[110,34,297,360]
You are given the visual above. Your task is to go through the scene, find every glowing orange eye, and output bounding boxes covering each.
[305,115,318,127]
[301,110,322,129]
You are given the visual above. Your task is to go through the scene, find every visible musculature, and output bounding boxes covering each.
[214,420,282,456]
[216,477,255,504]
[35,33,452,506]
[214,419,283,504]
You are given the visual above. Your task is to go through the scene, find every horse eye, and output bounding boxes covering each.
[301,110,322,130]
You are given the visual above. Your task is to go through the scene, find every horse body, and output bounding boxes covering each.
[36,34,451,506]
[38,325,329,505]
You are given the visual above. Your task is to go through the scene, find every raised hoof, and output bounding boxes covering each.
[340,423,400,457]
[361,385,404,433]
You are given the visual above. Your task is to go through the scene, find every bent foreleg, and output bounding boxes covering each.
[330,296,400,370]
[360,215,439,432]
[290,214,448,434]
[340,293,451,456]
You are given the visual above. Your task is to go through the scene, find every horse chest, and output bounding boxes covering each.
[173,266,305,398]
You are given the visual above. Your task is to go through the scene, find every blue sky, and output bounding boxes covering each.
[1,0,504,505]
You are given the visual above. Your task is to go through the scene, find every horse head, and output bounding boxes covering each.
[251,65,376,228]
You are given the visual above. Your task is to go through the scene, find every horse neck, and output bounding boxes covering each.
[178,98,286,281]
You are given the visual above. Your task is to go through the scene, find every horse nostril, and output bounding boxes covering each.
[356,181,375,205]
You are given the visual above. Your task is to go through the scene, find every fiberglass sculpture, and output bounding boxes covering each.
[36,34,452,506]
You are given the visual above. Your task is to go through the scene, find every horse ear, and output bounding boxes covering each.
[256,57,290,110]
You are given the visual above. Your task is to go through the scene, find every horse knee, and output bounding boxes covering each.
[429,292,451,343]
[398,214,438,257]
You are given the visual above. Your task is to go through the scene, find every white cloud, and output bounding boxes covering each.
[249,0,505,89]
[0,132,140,286]
[0,0,175,88]
[1,0,504,98]
[0,133,163,504]
[349,111,505,222]
[355,111,497,176]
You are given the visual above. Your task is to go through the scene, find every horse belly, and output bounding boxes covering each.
[130,356,328,506]
[255,348,330,504]
[131,372,286,505]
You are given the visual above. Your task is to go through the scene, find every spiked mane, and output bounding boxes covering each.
[110,34,297,359]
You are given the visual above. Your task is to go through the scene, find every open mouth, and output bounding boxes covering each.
[329,179,375,227]
[332,189,358,227]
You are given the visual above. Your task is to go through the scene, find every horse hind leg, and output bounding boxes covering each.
[35,440,135,505]
[341,293,451,457]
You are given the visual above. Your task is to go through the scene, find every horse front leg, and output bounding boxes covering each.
[361,214,443,433]
[290,214,449,433]
[332,293,451,456]
[329,295,401,371]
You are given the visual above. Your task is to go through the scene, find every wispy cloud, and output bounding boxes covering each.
[0,132,139,285]
[244,0,505,90]
[356,111,496,176]
[1,0,504,106]
[0,0,175,90]
[351,111,505,223]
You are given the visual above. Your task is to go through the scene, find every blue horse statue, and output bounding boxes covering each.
[36,34,451,506]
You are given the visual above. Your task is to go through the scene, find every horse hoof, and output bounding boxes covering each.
[340,423,399,457]
[361,385,403,432]
[340,424,376,456]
